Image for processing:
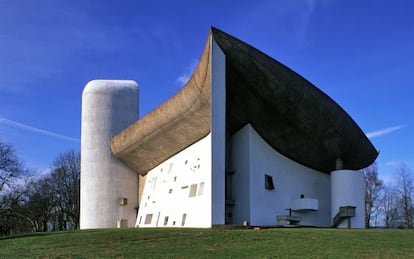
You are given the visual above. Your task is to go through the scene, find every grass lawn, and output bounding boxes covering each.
[1,228,413,258]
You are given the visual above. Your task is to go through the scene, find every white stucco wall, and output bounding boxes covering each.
[331,169,365,228]
[80,80,139,229]
[230,124,332,227]
[210,38,226,225]
[136,134,212,228]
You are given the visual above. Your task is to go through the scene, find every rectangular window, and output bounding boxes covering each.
[198,182,205,196]
[151,177,157,190]
[181,213,187,226]
[189,184,198,197]
[163,216,169,226]
[144,214,153,224]
[168,163,174,174]
[265,174,275,190]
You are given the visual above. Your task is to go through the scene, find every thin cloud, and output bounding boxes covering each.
[0,117,79,143]
[176,59,198,85]
[366,125,406,139]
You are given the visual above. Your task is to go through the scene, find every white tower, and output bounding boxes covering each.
[331,169,365,228]
[80,80,139,229]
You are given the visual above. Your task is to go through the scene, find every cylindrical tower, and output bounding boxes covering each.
[331,169,365,228]
[80,80,139,229]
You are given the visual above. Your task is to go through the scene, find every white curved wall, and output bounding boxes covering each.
[230,124,331,227]
[80,80,139,229]
[331,169,365,228]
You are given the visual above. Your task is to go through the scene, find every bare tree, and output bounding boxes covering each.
[364,164,383,228]
[0,141,31,236]
[22,178,56,232]
[49,150,80,230]
[0,142,23,192]
[382,185,400,228]
[0,180,33,236]
[394,164,413,228]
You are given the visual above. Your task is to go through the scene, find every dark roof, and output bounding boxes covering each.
[110,27,378,175]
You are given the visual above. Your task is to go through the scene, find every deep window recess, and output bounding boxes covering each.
[181,213,187,226]
[189,184,198,197]
[144,214,153,224]
[168,163,174,174]
[265,174,275,190]
[163,216,169,226]
[198,182,205,196]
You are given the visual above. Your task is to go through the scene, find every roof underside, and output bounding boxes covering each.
[110,27,378,175]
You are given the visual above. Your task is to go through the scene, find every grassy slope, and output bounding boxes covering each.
[1,228,414,258]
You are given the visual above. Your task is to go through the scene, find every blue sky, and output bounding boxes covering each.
[0,0,412,183]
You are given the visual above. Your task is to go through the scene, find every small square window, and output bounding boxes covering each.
[265,174,275,190]
[144,214,153,224]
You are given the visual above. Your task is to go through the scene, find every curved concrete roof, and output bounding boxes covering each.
[110,27,378,175]
[110,37,211,174]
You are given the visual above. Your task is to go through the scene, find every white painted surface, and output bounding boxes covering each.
[230,124,332,227]
[331,169,365,228]
[291,198,319,211]
[136,134,212,228]
[80,80,139,229]
[210,38,226,225]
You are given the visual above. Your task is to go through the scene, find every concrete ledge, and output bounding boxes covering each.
[291,198,319,211]
[277,215,302,226]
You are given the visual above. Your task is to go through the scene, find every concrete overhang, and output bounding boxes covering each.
[110,27,378,175]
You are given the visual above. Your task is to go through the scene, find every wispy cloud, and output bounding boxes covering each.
[366,125,406,139]
[0,117,79,143]
[385,160,403,168]
[237,0,330,48]
[176,59,198,85]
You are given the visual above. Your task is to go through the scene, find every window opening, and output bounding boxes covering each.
[181,214,187,226]
[189,184,198,197]
[144,214,153,224]
[265,174,275,190]
[168,163,174,174]
[198,182,205,196]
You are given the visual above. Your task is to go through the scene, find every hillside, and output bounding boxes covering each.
[1,228,414,258]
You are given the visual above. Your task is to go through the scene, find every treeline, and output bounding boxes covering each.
[364,163,414,228]
[0,141,79,236]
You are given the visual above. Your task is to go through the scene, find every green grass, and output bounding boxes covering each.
[1,228,414,258]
